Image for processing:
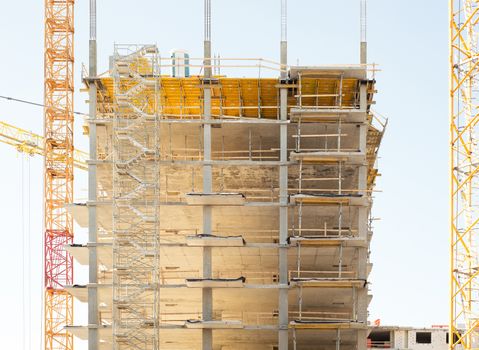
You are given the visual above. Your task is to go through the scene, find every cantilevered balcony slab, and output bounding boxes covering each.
[288,236,367,248]
[66,203,88,227]
[290,194,369,207]
[186,277,246,288]
[185,192,246,206]
[290,278,367,288]
[64,284,112,305]
[290,151,366,165]
[186,234,245,247]
[289,320,367,330]
[185,320,243,329]
[64,244,112,266]
[65,325,112,341]
[66,202,113,230]
[289,108,367,123]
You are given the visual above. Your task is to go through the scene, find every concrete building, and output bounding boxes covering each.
[64,2,385,349]
[368,326,459,350]
[64,45,385,349]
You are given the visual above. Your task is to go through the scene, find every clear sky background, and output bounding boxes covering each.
[0,0,448,349]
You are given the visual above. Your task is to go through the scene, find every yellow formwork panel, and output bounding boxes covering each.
[299,78,359,108]
[97,76,367,120]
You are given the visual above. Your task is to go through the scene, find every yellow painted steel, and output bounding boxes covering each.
[98,76,365,119]
[450,1,479,349]
[0,121,88,170]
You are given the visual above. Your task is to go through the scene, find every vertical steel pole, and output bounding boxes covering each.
[279,1,289,349]
[203,1,213,349]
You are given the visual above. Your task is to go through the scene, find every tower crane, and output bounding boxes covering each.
[450,1,479,349]
[43,1,75,349]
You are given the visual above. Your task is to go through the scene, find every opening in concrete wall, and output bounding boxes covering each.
[416,332,432,344]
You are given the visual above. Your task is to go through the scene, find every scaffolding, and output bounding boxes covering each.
[112,45,161,349]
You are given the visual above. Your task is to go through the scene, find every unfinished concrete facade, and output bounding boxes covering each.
[368,326,462,350]
[64,40,385,350]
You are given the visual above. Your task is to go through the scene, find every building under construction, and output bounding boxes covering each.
[63,1,386,349]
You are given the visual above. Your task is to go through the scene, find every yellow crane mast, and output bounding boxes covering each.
[450,1,479,349]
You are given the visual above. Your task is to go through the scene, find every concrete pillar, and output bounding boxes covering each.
[360,0,367,65]
[202,2,213,348]
[361,42,367,65]
[202,82,213,350]
[357,330,368,350]
[356,76,369,350]
[88,1,98,349]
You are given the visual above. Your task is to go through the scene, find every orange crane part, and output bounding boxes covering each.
[43,0,75,349]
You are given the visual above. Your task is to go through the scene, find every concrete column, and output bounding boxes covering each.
[360,0,367,65]
[202,1,213,347]
[357,330,368,350]
[88,1,98,350]
[361,42,367,65]
[202,83,213,346]
[356,76,369,350]
[202,87,213,349]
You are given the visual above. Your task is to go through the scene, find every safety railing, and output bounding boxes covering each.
[90,50,379,121]
[289,269,358,280]
[368,340,393,349]
[159,269,279,285]
[289,310,353,322]
[157,309,356,327]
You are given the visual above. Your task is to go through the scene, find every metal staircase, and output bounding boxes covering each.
[112,44,160,350]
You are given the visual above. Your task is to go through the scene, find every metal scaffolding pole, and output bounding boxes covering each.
[278,0,289,349]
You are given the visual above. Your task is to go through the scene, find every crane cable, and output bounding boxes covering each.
[20,154,32,350]
[21,154,25,350]
[27,155,31,350]
[0,95,88,116]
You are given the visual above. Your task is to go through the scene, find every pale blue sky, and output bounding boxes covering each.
[0,1,448,348]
